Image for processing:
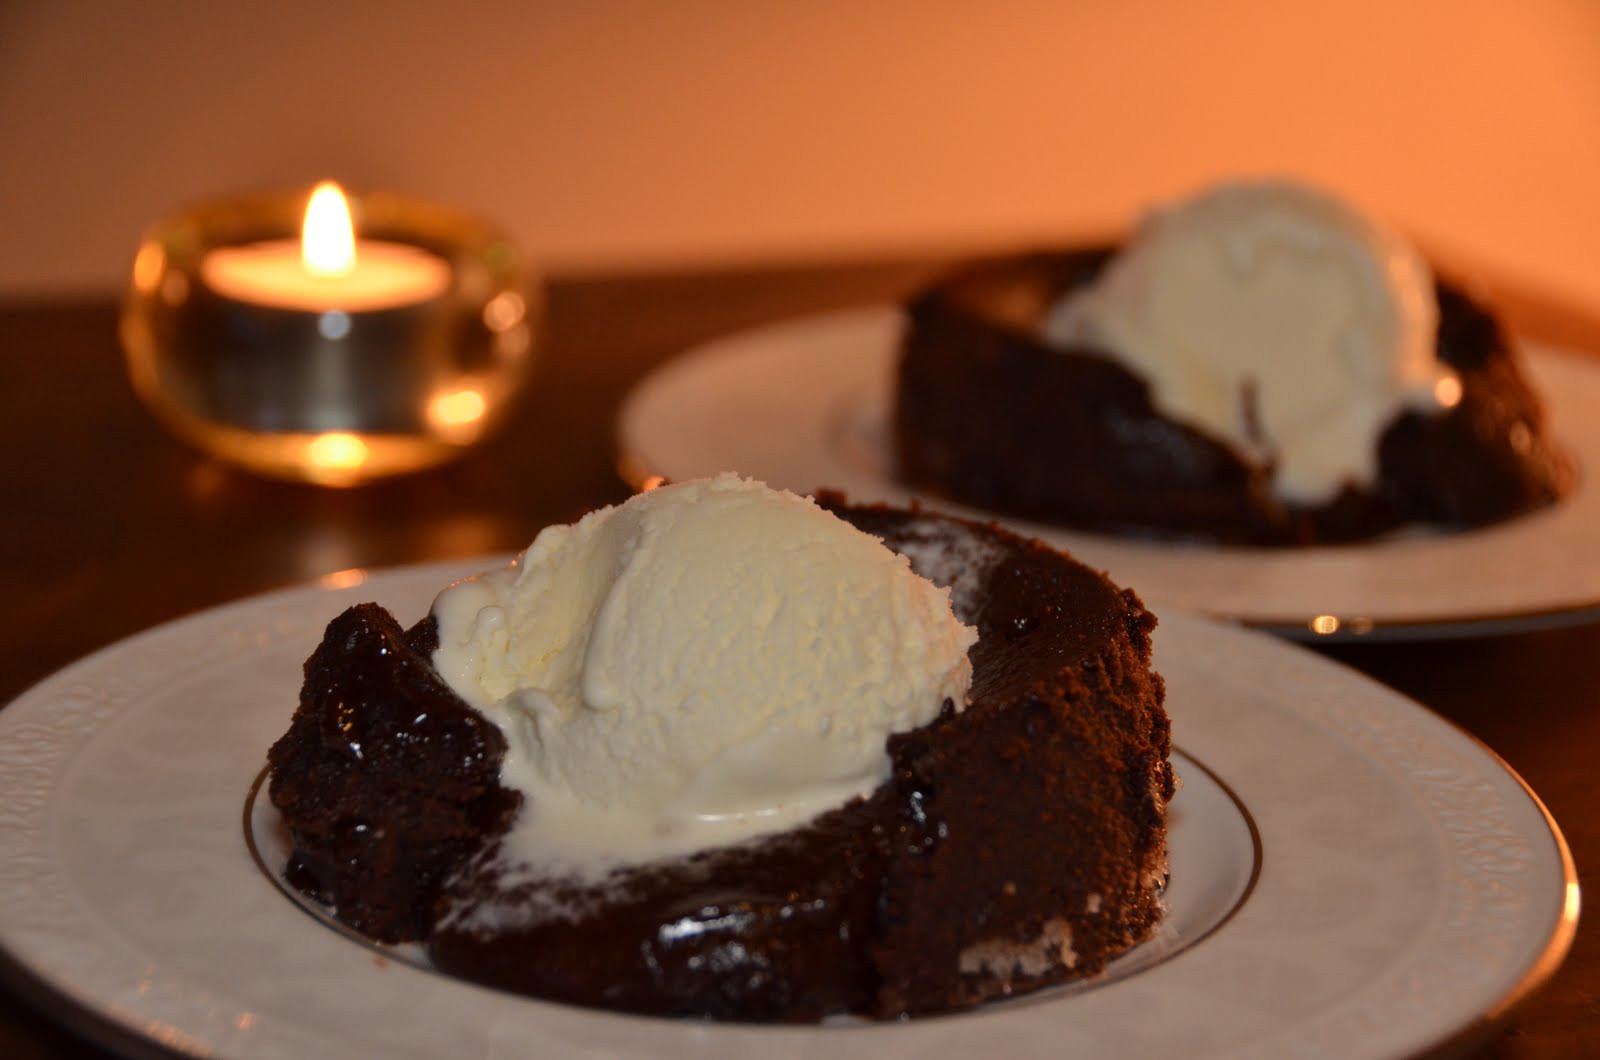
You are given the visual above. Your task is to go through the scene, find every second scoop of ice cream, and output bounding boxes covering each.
[430,473,978,863]
[1045,180,1460,505]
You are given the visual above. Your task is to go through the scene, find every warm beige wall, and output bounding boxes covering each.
[2,1,1597,311]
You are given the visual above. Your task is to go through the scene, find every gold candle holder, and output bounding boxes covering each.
[120,183,537,486]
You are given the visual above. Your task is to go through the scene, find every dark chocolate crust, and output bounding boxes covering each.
[850,503,1169,1015]
[266,604,521,943]
[894,248,1575,545]
[268,502,1173,1021]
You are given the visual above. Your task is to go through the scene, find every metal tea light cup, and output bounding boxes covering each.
[120,186,538,486]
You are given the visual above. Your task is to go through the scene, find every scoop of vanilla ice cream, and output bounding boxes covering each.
[430,473,977,864]
[1045,180,1457,504]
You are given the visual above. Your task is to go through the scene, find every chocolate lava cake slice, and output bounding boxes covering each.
[266,604,521,943]
[894,248,1574,545]
[267,500,1173,1021]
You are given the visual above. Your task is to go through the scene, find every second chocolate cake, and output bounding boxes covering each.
[895,183,1574,546]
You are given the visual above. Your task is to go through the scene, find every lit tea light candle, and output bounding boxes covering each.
[199,181,450,312]
[123,182,535,486]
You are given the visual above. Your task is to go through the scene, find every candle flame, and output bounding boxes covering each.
[301,181,357,277]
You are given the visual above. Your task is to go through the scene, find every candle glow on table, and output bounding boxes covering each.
[122,181,535,487]
[199,181,450,312]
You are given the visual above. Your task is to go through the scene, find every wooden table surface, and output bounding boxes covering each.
[0,261,1594,1058]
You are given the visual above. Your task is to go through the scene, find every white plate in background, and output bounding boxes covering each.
[619,307,1600,639]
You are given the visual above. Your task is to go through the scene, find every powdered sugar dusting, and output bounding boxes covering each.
[893,520,1007,623]
[436,846,697,935]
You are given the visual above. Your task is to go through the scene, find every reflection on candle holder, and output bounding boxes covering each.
[120,184,538,486]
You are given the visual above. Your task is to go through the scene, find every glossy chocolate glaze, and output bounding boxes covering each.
[895,248,1575,545]
[267,604,521,943]
[430,791,890,1021]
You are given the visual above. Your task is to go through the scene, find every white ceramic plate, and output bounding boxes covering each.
[0,562,1577,1059]
[618,307,1600,639]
